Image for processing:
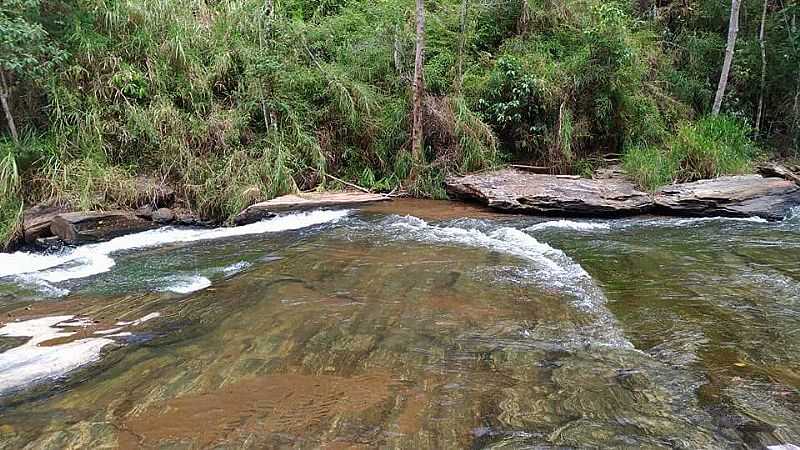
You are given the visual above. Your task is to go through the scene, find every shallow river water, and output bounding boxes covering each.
[0,200,799,449]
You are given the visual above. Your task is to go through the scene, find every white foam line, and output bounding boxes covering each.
[0,209,350,284]
[527,220,611,232]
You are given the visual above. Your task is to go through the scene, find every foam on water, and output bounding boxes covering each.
[221,261,252,276]
[160,275,212,294]
[526,220,611,232]
[0,312,164,394]
[0,316,113,394]
[0,209,350,288]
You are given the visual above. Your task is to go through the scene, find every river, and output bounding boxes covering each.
[0,200,798,448]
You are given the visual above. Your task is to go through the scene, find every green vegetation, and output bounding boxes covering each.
[624,115,757,190]
[1,0,798,246]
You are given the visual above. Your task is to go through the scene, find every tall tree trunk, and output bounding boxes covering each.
[755,0,768,133]
[411,0,425,165]
[455,0,469,92]
[712,0,742,116]
[0,70,19,145]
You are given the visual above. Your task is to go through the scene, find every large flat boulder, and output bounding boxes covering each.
[50,211,157,244]
[654,175,800,220]
[234,192,390,225]
[445,169,653,216]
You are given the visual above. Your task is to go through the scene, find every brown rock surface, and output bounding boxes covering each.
[50,211,157,244]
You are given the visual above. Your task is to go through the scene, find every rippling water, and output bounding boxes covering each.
[0,200,798,448]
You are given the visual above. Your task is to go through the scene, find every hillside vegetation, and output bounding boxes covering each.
[2,0,799,245]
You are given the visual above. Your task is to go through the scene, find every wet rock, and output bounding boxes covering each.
[235,191,390,225]
[50,211,157,244]
[445,169,653,216]
[152,208,175,224]
[654,175,800,221]
[22,202,70,243]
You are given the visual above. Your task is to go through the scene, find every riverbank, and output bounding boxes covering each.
[6,163,800,252]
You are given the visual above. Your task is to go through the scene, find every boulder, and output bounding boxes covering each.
[152,208,176,224]
[445,169,653,216]
[22,202,70,243]
[50,211,157,244]
[654,175,800,220]
[234,192,390,225]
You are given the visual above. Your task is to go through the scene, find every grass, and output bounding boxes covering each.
[623,115,757,190]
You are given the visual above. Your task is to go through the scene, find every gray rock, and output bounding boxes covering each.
[50,211,157,244]
[654,175,800,220]
[152,208,175,224]
[445,169,653,216]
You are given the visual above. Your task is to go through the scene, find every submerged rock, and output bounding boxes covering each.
[654,175,800,221]
[445,169,653,216]
[235,191,389,225]
[50,211,157,244]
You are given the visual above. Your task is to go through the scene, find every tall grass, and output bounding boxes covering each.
[0,150,22,248]
[624,115,757,190]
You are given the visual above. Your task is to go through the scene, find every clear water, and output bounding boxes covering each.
[0,200,798,449]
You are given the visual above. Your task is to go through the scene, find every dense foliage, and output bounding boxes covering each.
[1,0,799,244]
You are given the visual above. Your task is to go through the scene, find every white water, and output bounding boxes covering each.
[0,312,165,393]
[0,210,350,288]
[0,316,114,394]
[160,275,212,294]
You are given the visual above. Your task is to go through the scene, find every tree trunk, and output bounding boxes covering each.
[455,0,469,92]
[0,70,19,145]
[411,0,425,165]
[712,0,742,116]
[755,0,768,133]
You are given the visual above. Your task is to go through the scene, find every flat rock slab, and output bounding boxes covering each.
[654,175,800,220]
[447,169,800,221]
[235,192,390,225]
[51,211,157,244]
[445,169,653,216]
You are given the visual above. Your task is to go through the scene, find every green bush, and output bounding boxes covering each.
[624,115,756,190]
